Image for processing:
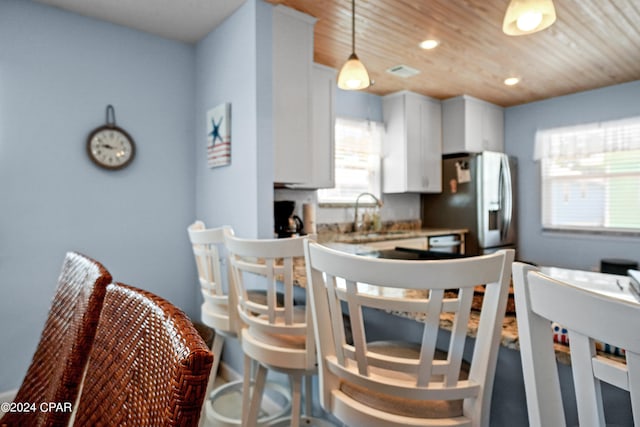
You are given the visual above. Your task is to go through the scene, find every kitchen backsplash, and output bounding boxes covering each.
[316,219,422,241]
[274,188,422,225]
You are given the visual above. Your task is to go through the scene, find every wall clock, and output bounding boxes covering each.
[87,105,135,170]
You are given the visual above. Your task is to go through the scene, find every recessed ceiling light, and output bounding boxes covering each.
[504,77,521,86]
[419,39,439,50]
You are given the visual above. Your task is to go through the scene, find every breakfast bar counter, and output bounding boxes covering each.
[286,239,634,426]
[294,240,630,366]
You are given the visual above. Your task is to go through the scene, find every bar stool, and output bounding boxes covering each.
[188,222,290,427]
[305,240,514,427]
[223,231,333,427]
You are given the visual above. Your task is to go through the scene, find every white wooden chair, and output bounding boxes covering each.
[189,222,292,426]
[224,230,332,427]
[188,221,237,425]
[304,240,514,427]
[512,262,640,427]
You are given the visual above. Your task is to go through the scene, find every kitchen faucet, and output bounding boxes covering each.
[353,192,383,232]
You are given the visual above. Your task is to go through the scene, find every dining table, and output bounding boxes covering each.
[539,266,639,305]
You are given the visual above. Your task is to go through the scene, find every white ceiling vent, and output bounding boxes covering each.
[386,64,421,78]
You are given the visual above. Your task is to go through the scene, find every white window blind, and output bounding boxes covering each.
[318,117,383,204]
[535,116,640,233]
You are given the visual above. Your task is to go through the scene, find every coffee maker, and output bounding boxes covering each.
[274,200,304,238]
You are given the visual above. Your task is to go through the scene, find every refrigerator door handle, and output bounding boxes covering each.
[500,156,513,240]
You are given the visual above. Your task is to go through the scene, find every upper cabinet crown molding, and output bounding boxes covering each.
[382,91,442,194]
[442,95,504,154]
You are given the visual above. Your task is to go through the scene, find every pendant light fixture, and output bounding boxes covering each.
[502,0,556,36]
[337,0,370,90]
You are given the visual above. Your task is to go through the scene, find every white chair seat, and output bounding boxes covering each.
[201,303,231,332]
[337,342,470,420]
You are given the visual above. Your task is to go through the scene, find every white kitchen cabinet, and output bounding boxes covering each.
[442,95,504,154]
[272,6,316,184]
[382,91,442,193]
[289,63,336,189]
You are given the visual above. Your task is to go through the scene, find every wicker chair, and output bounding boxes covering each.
[72,283,213,427]
[1,252,112,427]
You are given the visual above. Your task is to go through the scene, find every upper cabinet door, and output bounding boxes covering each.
[272,6,316,184]
[442,95,504,154]
[288,63,336,189]
[382,91,442,193]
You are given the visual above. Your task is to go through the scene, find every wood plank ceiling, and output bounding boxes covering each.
[266,0,640,107]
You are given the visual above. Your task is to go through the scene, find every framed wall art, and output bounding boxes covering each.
[206,103,231,168]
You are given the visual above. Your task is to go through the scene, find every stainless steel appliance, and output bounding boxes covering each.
[421,152,517,255]
[428,234,462,254]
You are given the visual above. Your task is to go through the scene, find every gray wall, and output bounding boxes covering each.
[505,80,640,270]
[0,0,196,391]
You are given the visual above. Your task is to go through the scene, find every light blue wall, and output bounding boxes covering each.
[505,80,640,270]
[0,0,196,390]
[195,0,273,239]
[195,0,276,374]
[335,89,383,122]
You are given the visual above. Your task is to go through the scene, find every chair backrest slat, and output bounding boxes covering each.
[188,221,228,297]
[416,288,444,387]
[188,222,238,335]
[224,231,313,350]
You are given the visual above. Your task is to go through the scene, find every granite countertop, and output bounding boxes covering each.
[324,227,469,245]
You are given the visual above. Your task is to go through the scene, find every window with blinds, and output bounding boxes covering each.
[535,116,640,233]
[318,117,383,204]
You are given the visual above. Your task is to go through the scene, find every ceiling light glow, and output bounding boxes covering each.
[504,77,521,86]
[517,11,543,31]
[419,39,439,50]
[502,0,556,36]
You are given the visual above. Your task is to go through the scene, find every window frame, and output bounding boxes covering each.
[317,117,383,207]
[536,116,640,235]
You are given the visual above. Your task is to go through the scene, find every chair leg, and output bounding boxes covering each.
[199,333,225,427]
[241,355,253,426]
[304,375,312,418]
[243,356,268,427]
[289,374,302,427]
[210,332,225,379]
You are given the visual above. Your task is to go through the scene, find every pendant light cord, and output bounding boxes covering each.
[351,0,356,54]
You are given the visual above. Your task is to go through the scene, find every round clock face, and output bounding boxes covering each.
[87,126,135,170]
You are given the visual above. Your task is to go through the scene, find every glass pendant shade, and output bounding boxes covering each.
[338,53,371,90]
[337,0,370,91]
[502,0,556,36]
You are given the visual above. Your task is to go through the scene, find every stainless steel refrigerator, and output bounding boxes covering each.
[421,152,517,256]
